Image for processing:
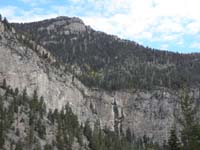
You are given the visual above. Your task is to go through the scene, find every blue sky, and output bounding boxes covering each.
[0,0,200,53]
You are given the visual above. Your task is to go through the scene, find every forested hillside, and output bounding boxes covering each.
[0,15,199,150]
[0,81,163,150]
[13,17,200,90]
[1,81,200,150]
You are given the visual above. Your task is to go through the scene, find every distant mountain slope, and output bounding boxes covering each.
[1,15,200,147]
[12,17,200,90]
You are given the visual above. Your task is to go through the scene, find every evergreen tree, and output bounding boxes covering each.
[126,127,132,143]
[36,119,46,139]
[83,119,92,142]
[168,128,181,150]
[0,116,5,149]
[14,88,19,96]
[0,96,5,149]
[22,88,28,101]
[47,109,54,124]
[26,126,34,149]
[44,144,53,150]
[179,89,200,150]
[90,120,102,150]
[33,89,38,102]
[2,79,6,89]
[39,96,46,119]
[15,140,23,150]
[3,17,10,29]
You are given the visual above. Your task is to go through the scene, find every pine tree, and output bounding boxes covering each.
[91,120,102,150]
[0,117,4,149]
[33,89,38,102]
[2,79,6,89]
[15,140,23,150]
[22,88,28,101]
[26,126,34,149]
[44,144,53,150]
[168,128,181,150]
[14,88,19,96]
[0,96,5,149]
[3,17,10,29]
[37,119,46,139]
[39,96,46,119]
[83,119,92,142]
[179,89,200,150]
[126,127,132,143]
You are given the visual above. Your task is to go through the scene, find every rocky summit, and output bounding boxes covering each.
[0,16,200,150]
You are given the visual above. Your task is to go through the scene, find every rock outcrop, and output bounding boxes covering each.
[1,17,200,146]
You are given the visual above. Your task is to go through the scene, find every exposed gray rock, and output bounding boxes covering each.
[0,22,5,32]
[0,37,182,143]
[0,20,199,146]
[64,22,86,33]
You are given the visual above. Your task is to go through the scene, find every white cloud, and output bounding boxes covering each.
[177,40,184,46]
[1,0,200,52]
[20,0,50,3]
[70,0,81,3]
[20,0,55,7]
[0,6,18,19]
[79,0,200,50]
[191,42,200,49]
[160,44,169,50]
[20,0,32,2]
[161,34,183,42]
[186,21,200,35]
[11,14,57,23]
[0,6,57,23]
[83,17,115,33]
[155,18,183,33]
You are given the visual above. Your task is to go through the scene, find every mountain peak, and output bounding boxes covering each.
[43,16,87,33]
[55,16,85,24]
[2,15,200,149]
[12,16,200,90]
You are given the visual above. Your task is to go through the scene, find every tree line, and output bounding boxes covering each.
[0,80,200,149]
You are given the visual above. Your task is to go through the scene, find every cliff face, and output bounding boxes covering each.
[0,20,92,121]
[0,17,200,145]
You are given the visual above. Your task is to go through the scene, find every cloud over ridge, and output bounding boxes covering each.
[0,0,200,53]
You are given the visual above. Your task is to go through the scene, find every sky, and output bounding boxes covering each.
[0,0,200,53]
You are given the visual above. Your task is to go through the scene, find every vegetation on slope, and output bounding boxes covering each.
[0,15,200,150]
[0,80,163,150]
[12,17,200,90]
[1,80,200,150]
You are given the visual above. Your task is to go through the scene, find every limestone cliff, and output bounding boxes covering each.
[0,17,200,146]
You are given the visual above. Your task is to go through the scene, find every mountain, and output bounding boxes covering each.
[0,16,200,149]
[12,16,200,90]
